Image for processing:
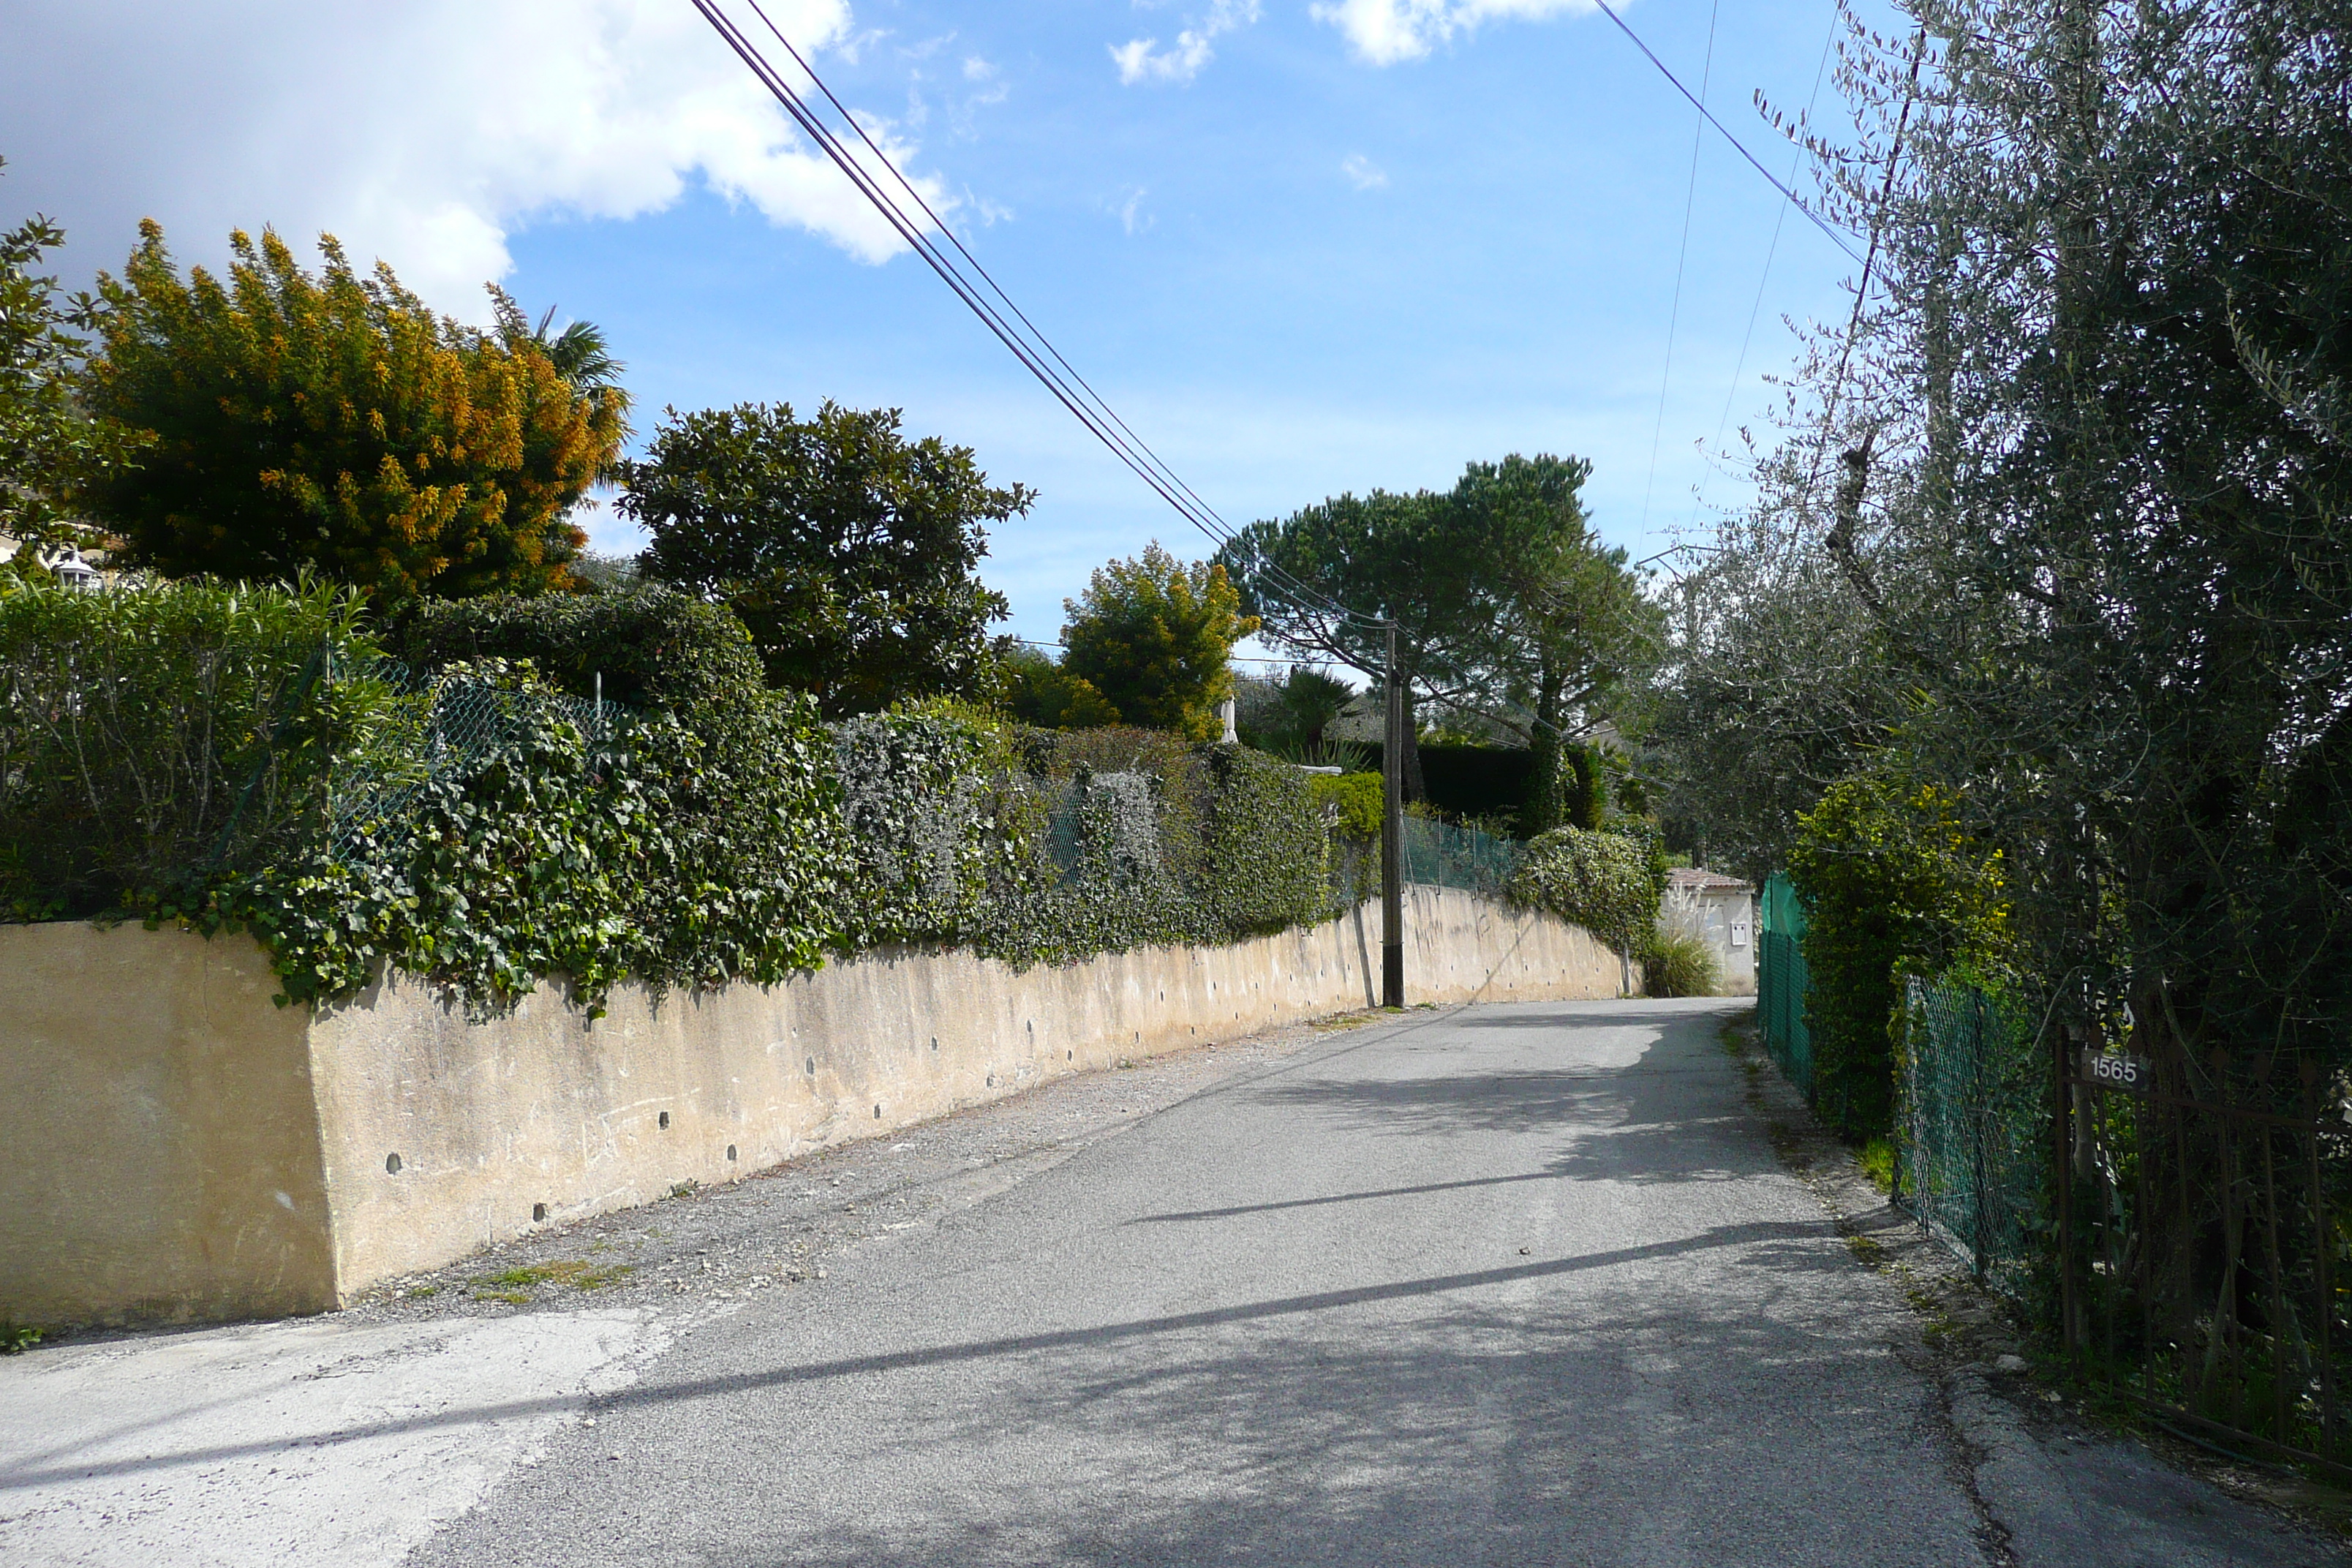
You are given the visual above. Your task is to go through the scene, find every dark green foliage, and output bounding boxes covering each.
[1560,743,1606,832]
[622,402,1022,715]
[1357,743,1535,828]
[1786,775,2010,1136]
[1507,826,1664,953]
[0,574,385,919]
[7,583,1352,1014]
[1196,746,1330,937]
[173,666,848,1015]
[385,587,764,712]
[998,641,1119,729]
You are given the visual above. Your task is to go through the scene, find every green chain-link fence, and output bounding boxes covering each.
[1758,871,1814,1095]
[1897,975,2051,1293]
[1400,813,1519,893]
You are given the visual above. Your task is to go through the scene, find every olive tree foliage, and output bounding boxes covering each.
[1655,0,2352,1066]
[77,224,626,598]
[622,402,1023,717]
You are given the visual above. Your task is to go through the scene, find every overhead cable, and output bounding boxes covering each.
[691,0,1384,632]
[1588,0,1866,267]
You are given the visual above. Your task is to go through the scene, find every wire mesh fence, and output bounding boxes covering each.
[2062,1039,2352,1474]
[1757,872,1814,1095]
[1897,976,2051,1297]
[317,654,621,864]
[1398,813,1520,894]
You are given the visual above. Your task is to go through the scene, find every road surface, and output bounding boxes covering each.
[1,999,2334,1566]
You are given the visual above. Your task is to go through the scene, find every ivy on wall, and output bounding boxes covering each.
[1505,825,1667,955]
[2,580,1349,1017]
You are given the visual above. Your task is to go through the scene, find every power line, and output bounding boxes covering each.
[1638,0,1722,538]
[693,0,1384,633]
[1689,7,1841,530]
[1588,0,1866,267]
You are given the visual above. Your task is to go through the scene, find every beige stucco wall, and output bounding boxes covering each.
[0,922,338,1326]
[1,888,1618,1327]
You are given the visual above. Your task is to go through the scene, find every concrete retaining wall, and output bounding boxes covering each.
[0,888,1618,1327]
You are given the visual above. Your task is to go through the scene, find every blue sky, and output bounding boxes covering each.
[4,0,1888,648]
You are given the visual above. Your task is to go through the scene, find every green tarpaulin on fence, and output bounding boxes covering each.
[1758,871,1813,1095]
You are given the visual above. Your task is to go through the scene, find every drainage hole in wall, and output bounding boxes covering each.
[1066,1050,1073,1061]
[805,1056,815,1075]
[385,1153,402,1175]
[727,1145,738,1161]
[658,1111,671,1130]
[873,1104,883,1119]
[532,1203,548,1222]
[930,1036,938,1051]
[987,1074,995,1087]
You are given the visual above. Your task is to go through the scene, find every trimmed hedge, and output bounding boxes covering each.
[3,579,1347,1015]
[1506,825,1667,954]
[385,587,764,713]
[1357,743,1536,824]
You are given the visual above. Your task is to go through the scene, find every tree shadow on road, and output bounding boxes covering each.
[617,1262,1976,1568]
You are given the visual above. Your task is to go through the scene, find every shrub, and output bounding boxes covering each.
[176,660,849,1016]
[0,573,391,919]
[1640,929,1720,998]
[1787,773,2010,1135]
[1507,826,1664,952]
[385,586,764,713]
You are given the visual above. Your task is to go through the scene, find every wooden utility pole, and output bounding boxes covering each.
[1382,622,1404,1008]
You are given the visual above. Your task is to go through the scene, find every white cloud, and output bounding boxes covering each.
[0,0,958,317]
[1117,188,1153,235]
[1111,0,1261,86]
[1341,154,1390,190]
[1311,0,1594,66]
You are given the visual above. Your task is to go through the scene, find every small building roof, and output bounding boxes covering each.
[1667,867,1752,894]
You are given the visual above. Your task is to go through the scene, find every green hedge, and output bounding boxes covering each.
[1357,743,1535,824]
[0,575,384,919]
[1506,825,1667,954]
[1786,774,2011,1135]
[384,586,764,712]
[3,579,1346,1014]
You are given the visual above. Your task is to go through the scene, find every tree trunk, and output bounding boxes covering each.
[1524,652,1565,836]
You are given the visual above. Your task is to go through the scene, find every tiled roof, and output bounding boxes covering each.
[1667,867,1752,893]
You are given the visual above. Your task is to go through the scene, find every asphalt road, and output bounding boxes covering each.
[9,998,2334,1567]
[406,998,1991,1566]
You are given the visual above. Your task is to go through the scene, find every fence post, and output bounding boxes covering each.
[2056,1021,2078,1365]
[1970,988,1992,1280]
